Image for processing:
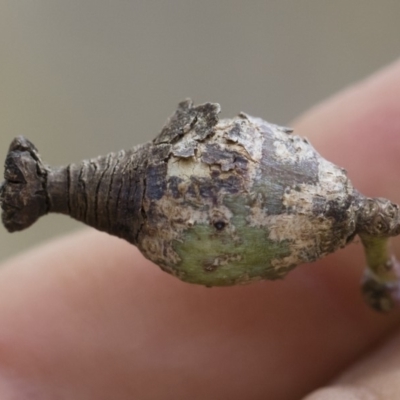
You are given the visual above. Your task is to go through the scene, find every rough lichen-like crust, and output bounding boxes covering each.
[3,99,400,311]
[137,100,358,285]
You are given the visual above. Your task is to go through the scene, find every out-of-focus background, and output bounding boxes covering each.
[1,1,400,262]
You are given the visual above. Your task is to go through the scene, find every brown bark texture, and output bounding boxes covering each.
[2,99,400,311]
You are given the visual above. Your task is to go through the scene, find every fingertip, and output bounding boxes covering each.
[304,386,378,400]
[294,58,400,200]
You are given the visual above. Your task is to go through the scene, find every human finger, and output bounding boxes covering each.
[2,60,400,399]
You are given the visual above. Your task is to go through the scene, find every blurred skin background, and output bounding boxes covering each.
[1,1,400,262]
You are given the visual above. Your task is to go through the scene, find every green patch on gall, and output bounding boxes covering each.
[172,196,292,286]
